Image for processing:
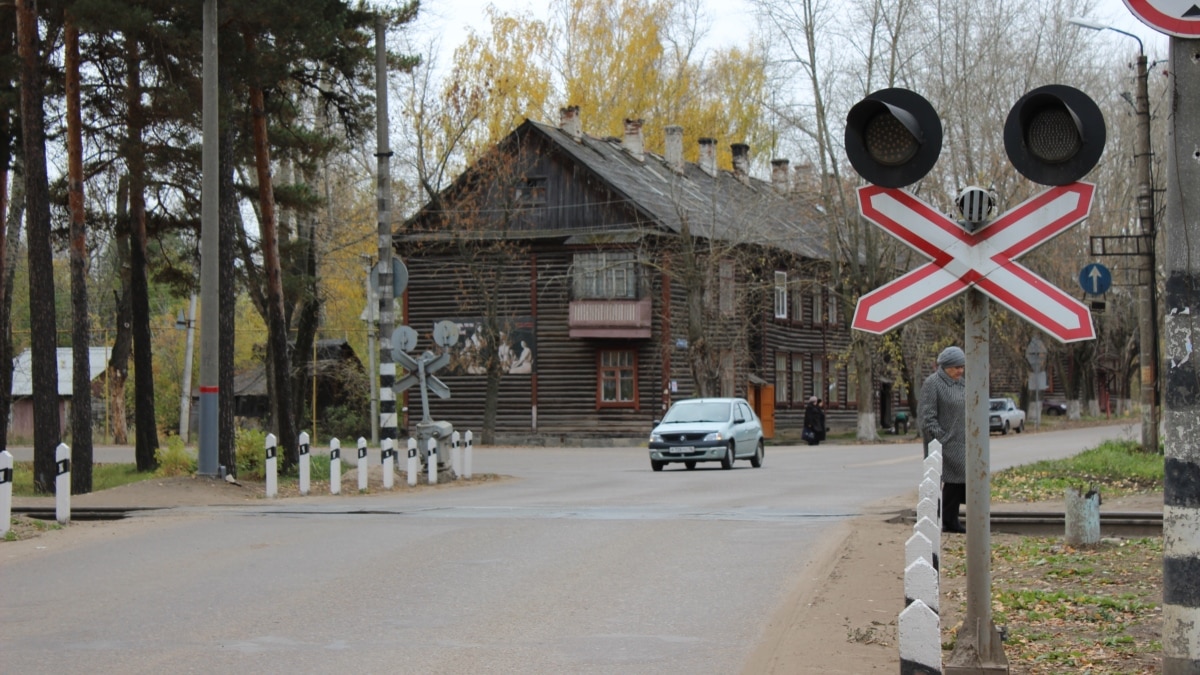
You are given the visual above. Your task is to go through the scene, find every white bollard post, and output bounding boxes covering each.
[451,431,461,478]
[298,431,310,496]
[906,530,935,575]
[0,450,12,537]
[382,438,395,490]
[357,437,368,492]
[265,433,278,499]
[464,430,473,479]
[329,438,341,495]
[898,599,941,674]
[904,557,940,614]
[407,438,418,487]
[55,443,71,524]
[427,438,438,485]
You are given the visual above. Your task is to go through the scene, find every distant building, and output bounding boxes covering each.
[10,347,112,441]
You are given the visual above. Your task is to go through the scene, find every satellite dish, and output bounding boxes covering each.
[369,257,409,297]
[390,326,419,361]
[433,320,460,348]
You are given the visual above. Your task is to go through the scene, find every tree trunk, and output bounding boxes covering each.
[0,161,18,452]
[66,16,93,493]
[218,108,238,475]
[289,210,319,440]
[126,38,158,470]
[107,176,132,445]
[0,0,12,452]
[17,0,60,492]
[246,31,297,468]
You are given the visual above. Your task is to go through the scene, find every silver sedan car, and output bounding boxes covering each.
[648,398,765,471]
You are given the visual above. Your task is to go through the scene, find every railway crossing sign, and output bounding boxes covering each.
[1079,262,1112,296]
[1122,0,1200,37]
[852,182,1097,343]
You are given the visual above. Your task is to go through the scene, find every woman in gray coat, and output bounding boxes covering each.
[919,346,967,533]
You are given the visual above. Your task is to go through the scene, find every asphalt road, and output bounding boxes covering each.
[1,423,1137,674]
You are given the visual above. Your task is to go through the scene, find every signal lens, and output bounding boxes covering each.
[864,112,919,166]
[1025,108,1081,164]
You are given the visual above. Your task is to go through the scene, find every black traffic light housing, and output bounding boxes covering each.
[1004,84,1106,186]
[844,88,943,188]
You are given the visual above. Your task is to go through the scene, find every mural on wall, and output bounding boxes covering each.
[442,317,536,375]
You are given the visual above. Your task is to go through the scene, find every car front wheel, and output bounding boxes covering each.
[721,442,734,470]
[1001,421,1009,435]
[750,440,764,468]
[651,459,665,471]
[685,461,697,470]
[1016,420,1024,433]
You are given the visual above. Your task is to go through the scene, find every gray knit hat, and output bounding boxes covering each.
[937,346,965,368]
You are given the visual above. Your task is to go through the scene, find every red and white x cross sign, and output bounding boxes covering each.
[852,182,1096,343]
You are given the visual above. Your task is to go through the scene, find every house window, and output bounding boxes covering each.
[719,260,735,317]
[827,288,838,324]
[720,350,735,397]
[774,271,788,319]
[828,368,839,406]
[574,251,638,299]
[847,361,858,406]
[812,287,823,325]
[775,352,788,402]
[813,358,824,402]
[598,349,638,407]
[791,285,804,324]
[514,177,547,206]
[791,354,805,404]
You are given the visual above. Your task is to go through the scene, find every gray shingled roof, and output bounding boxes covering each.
[523,119,832,261]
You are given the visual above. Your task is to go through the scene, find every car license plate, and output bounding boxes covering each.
[671,446,694,454]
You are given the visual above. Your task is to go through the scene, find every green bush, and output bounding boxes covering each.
[155,436,196,477]
[235,427,268,480]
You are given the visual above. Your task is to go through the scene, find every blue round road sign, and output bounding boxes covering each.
[1079,263,1112,296]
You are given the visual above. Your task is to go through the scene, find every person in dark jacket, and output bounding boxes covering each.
[919,346,967,533]
[803,396,823,446]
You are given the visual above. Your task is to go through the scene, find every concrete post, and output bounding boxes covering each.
[899,600,941,675]
[0,450,12,537]
[55,443,70,524]
[382,438,394,490]
[451,430,461,477]
[464,430,473,479]
[407,437,418,487]
[264,434,277,499]
[329,438,341,495]
[357,437,368,492]
[1161,35,1200,674]
[946,288,1007,672]
[427,438,438,485]
[298,431,310,496]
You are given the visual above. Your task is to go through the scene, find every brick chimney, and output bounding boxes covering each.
[622,118,645,162]
[771,159,791,193]
[560,105,582,141]
[664,125,684,173]
[698,137,717,176]
[731,143,750,182]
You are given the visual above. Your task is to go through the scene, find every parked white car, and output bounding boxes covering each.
[989,397,1026,434]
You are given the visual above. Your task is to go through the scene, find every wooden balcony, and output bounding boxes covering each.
[568,297,653,338]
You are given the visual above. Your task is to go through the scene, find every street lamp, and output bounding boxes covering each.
[1068,16,1159,453]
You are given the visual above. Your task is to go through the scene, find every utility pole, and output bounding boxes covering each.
[1132,50,1159,454]
[375,17,397,445]
[197,0,219,476]
[1163,34,1200,675]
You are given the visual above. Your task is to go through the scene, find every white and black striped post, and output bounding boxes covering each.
[357,437,368,492]
[55,443,71,524]
[451,430,461,478]
[0,450,12,537]
[265,433,278,499]
[298,432,310,496]
[427,438,438,485]
[464,430,473,479]
[1163,38,1200,671]
[407,438,418,487]
[329,438,341,495]
[382,438,395,490]
[899,599,941,675]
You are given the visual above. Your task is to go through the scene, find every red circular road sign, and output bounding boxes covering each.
[1124,0,1200,37]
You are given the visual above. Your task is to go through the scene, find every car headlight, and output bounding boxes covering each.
[650,433,662,443]
[703,432,724,442]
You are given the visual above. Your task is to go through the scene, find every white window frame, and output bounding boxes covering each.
[774,271,788,319]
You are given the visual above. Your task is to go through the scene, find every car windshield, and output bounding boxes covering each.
[662,401,731,424]
[989,400,1006,411]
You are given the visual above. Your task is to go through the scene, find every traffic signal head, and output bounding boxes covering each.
[1004,84,1105,185]
[845,88,943,188]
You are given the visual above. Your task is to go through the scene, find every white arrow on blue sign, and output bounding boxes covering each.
[1079,262,1112,296]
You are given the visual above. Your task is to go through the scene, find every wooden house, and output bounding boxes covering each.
[397,109,868,443]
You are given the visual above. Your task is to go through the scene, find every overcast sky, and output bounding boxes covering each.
[410,0,1172,71]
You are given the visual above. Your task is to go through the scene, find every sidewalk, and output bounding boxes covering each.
[743,490,1163,673]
